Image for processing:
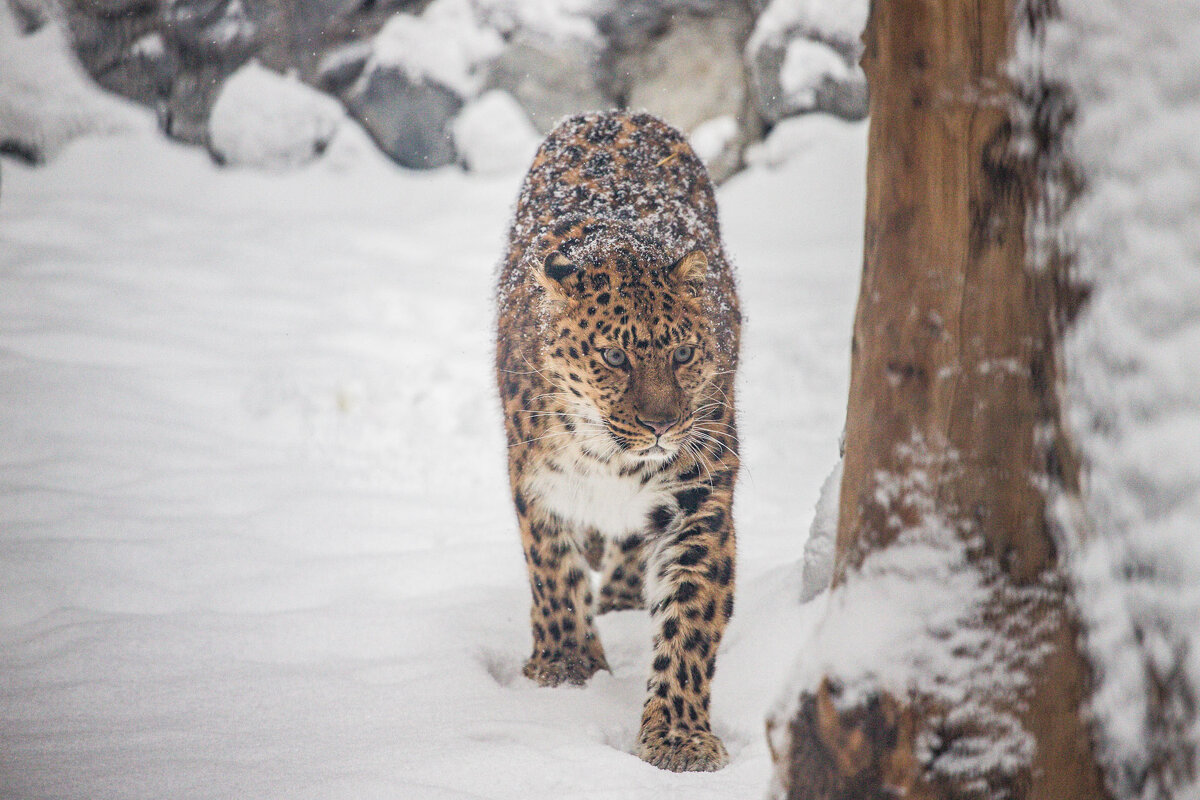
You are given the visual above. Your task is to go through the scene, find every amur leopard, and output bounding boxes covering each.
[494,111,741,772]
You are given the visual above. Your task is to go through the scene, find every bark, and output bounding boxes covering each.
[769,0,1109,797]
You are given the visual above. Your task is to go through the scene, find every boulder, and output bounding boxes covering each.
[452,89,540,174]
[345,66,461,169]
[592,0,733,53]
[0,3,149,164]
[60,0,428,149]
[340,0,501,168]
[61,0,167,110]
[207,60,344,169]
[614,9,752,135]
[591,1,758,181]
[485,31,613,134]
[315,42,372,97]
[746,0,870,123]
[46,0,878,176]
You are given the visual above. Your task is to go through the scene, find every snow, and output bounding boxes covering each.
[797,459,839,603]
[1027,1,1200,796]
[452,90,541,175]
[779,39,860,109]
[208,61,347,170]
[746,114,844,170]
[475,0,599,42]
[365,0,505,98]
[0,3,150,163]
[766,435,1049,798]
[0,64,866,795]
[688,115,739,167]
[747,0,869,56]
[131,32,165,60]
[206,0,256,48]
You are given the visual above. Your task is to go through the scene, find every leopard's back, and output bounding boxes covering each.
[497,112,740,364]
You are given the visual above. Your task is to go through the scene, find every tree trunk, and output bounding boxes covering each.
[768,0,1110,798]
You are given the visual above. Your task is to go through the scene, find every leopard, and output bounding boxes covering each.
[494,111,741,773]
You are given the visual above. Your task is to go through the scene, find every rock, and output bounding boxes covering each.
[452,89,540,174]
[207,60,344,169]
[689,114,739,165]
[590,1,758,181]
[60,0,428,149]
[748,33,868,123]
[593,0,731,53]
[485,31,613,134]
[746,0,870,123]
[614,9,753,135]
[160,0,259,61]
[339,0,501,168]
[61,0,165,108]
[0,3,149,164]
[315,42,372,97]
[365,0,503,98]
[346,66,461,169]
[49,0,874,176]
[688,113,753,183]
[779,36,868,119]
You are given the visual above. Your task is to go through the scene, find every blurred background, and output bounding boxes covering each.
[2,0,866,179]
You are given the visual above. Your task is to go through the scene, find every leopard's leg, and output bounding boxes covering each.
[579,529,606,571]
[636,474,736,772]
[596,534,647,614]
[515,491,609,687]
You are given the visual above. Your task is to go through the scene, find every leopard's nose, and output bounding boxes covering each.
[636,416,679,437]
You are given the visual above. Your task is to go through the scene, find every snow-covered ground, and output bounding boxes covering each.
[0,110,864,798]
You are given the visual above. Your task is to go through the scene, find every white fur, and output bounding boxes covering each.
[524,446,673,539]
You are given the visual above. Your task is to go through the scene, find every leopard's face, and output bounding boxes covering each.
[533,233,724,465]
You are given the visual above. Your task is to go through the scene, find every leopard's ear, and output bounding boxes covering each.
[534,252,583,302]
[544,252,578,282]
[668,249,707,295]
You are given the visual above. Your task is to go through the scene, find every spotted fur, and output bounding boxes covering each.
[495,111,741,772]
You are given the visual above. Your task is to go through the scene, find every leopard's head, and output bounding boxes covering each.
[529,222,727,464]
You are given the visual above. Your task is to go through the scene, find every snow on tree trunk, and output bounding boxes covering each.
[1027,0,1200,796]
[766,1,1111,797]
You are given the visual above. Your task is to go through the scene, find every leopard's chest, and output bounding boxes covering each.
[524,450,673,538]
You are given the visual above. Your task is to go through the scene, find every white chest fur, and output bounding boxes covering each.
[524,450,671,538]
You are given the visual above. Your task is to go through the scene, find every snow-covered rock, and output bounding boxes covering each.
[616,8,752,136]
[366,0,503,99]
[485,30,612,134]
[343,0,506,170]
[744,114,825,169]
[0,3,149,164]
[207,61,344,170]
[156,0,261,143]
[314,42,371,98]
[346,67,463,170]
[746,0,869,123]
[477,0,599,45]
[452,90,541,175]
[42,0,871,176]
[689,115,739,166]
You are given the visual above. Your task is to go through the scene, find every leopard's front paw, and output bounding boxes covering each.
[637,727,729,772]
[523,648,609,687]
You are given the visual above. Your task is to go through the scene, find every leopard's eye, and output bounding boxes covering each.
[673,345,695,364]
[602,348,627,368]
